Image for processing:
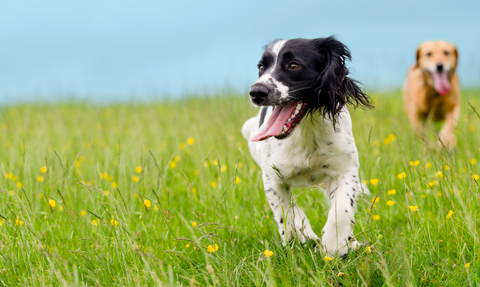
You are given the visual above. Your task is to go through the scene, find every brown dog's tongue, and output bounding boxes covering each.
[432,72,451,96]
[251,103,297,142]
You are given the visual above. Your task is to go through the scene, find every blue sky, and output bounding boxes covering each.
[0,0,479,103]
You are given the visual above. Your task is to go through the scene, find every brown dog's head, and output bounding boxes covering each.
[416,41,458,96]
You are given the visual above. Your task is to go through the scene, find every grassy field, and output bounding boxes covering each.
[1,90,480,286]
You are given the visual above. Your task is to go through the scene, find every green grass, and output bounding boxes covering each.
[1,90,480,286]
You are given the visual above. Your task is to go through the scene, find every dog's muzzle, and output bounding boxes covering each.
[249,84,270,103]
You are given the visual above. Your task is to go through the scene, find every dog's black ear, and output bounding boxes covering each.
[309,36,373,125]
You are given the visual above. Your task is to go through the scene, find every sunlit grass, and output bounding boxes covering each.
[0,90,479,285]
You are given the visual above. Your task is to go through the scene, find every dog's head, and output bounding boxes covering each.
[416,41,458,96]
[249,36,372,142]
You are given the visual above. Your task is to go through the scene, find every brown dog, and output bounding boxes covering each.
[403,41,460,147]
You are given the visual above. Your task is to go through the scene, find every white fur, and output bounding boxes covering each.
[255,40,290,98]
[242,108,367,257]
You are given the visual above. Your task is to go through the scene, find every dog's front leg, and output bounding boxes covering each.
[322,173,361,257]
[263,173,319,245]
[438,105,459,147]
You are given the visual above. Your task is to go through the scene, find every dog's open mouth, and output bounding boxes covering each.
[430,71,451,96]
[251,102,308,142]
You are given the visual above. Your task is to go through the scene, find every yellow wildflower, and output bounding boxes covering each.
[325,256,333,261]
[210,160,219,166]
[40,166,47,174]
[207,244,219,253]
[193,170,199,176]
[387,189,396,195]
[409,206,418,212]
[220,165,227,172]
[427,181,436,188]
[235,177,241,184]
[371,197,380,204]
[79,210,87,216]
[37,176,44,183]
[154,205,159,211]
[111,182,118,188]
[435,171,443,179]
[237,163,243,168]
[91,219,98,226]
[5,172,13,180]
[132,175,139,182]
[469,159,477,165]
[170,161,176,168]
[444,165,449,170]
[144,199,151,208]
[425,162,432,169]
[386,200,395,206]
[186,137,195,145]
[362,180,367,185]
[370,178,379,185]
[110,219,119,226]
[409,160,420,167]
[473,174,479,181]
[100,172,108,180]
[8,190,15,196]
[373,215,380,221]
[437,192,442,197]
[48,199,56,208]
[179,143,186,149]
[264,249,274,257]
[16,219,23,226]
[192,221,198,227]
[107,175,113,181]
[103,190,110,196]
[338,272,344,277]
[185,244,190,248]
[465,263,470,268]
[135,166,142,174]
[210,181,217,188]
[398,172,407,179]
[421,194,426,199]
[365,246,371,253]
[446,210,453,219]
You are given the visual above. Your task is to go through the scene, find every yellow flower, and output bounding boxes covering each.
[324,256,333,261]
[409,160,420,167]
[386,200,395,206]
[12,175,18,181]
[220,165,227,172]
[100,172,108,180]
[16,219,23,226]
[5,172,13,180]
[107,175,113,181]
[370,178,379,185]
[237,163,243,169]
[59,206,64,211]
[373,215,380,221]
[425,162,432,169]
[191,188,196,194]
[371,197,380,204]
[74,161,81,168]
[465,263,470,268]
[111,182,118,188]
[397,172,407,179]
[48,199,56,208]
[473,174,479,181]
[37,176,44,183]
[409,206,418,212]
[264,249,274,257]
[362,180,367,185]
[110,219,119,226]
[8,190,15,196]
[383,134,396,145]
[154,205,159,211]
[91,219,98,226]
[435,171,443,179]
[337,272,344,277]
[203,162,209,168]
[444,165,449,170]
[207,244,219,253]
[421,194,426,199]
[40,166,47,174]
[470,158,477,165]
[79,210,87,216]
[387,189,396,195]
[186,137,195,145]
[210,181,217,188]
[135,166,142,174]
[170,161,177,168]
[427,181,436,188]
[132,175,139,182]
[144,199,151,208]
[103,190,110,196]
[235,177,241,184]
[437,192,442,197]
[210,160,219,166]
[179,143,186,149]
[365,246,372,253]
[192,221,198,227]
[446,210,453,219]
[185,244,190,248]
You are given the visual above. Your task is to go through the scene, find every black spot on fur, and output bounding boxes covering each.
[326,141,333,146]
[348,236,352,241]
[323,164,329,168]
[280,217,283,224]
[350,198,354,207]
[351,220,356,224]
[259,107,267,127]
[345,209,348,213]
[282,230,285,235]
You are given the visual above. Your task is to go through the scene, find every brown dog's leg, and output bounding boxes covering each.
[438,105,460,147]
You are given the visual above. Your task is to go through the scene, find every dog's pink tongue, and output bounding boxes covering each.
[432,72,451,96]
[251,103,297,142]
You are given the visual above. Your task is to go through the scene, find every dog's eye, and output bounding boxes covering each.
[444,51,450,56]
[288,63,300,70]
[258,65,265,73]
[426,52,432,57]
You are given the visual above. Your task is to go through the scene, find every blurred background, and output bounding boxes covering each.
[0,0,479,104]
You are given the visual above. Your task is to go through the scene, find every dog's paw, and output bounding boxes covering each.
[321,223,360,257]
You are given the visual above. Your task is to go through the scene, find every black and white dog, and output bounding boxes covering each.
[242,36,373,257]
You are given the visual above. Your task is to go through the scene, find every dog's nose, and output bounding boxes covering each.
[436,63,444,72]
[249,84,269,100]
